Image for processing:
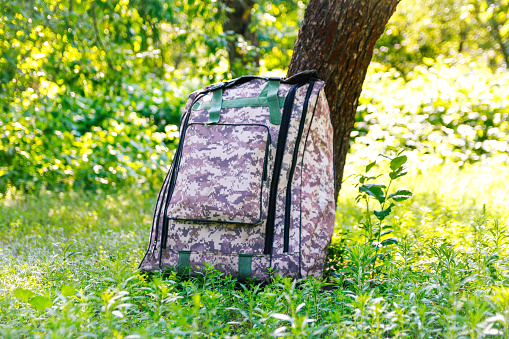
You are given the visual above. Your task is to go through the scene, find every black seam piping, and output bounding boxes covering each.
[263,83,301,255]
[283,81,315,253]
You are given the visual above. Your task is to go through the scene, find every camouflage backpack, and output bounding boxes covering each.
[139,70,336,281]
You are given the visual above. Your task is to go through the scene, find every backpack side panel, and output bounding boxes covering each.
[299,88,336,277]
[268,81,325,278]
[286,82,324,255]
[270,83,317,255]
[139,91,201,272]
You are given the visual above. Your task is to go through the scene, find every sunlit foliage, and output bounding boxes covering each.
[355,61,509,165]
[0,0,303,191]
[375,0,509,73]
[0,0,507,192]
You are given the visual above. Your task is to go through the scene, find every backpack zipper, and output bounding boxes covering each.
[149,167,172,257]
[263,83,301,255]
[262,133,271,181]
[160,94,204,250]
[283,82,315,253]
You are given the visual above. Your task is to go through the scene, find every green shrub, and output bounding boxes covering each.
[0,79,188,191]
[354,61,509,165]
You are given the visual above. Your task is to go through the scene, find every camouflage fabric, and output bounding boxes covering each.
[167,123,270,224]
[139,72,336,281]
[298,89,336,277]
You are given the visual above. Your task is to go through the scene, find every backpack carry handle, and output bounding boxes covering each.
[206,80,282,124]
[208,88,223,123]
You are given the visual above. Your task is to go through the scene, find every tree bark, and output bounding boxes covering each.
[221,0,260,76]
[489,12,509,66]
[287,0,399,199]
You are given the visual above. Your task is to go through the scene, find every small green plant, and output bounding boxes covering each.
[355,149,413,272]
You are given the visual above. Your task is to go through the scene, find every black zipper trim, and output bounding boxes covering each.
[262,138,270,181]
[138,166,171,269]
[149,166,172,253]
[165,122,271,227]
[283,82,315,253]
[263,83,301,255]
[159,94,206,250]
[168,217,262,225]
[160,112,191,249]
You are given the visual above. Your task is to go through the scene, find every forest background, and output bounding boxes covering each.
[1,0,508,191]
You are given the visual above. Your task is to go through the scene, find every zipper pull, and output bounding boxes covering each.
[262,133,271,181]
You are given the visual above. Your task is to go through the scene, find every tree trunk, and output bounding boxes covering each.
[221,0,260,76]
[489,13,509,66]
[287,0,399,199]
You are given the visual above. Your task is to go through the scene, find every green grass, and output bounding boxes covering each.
[0,162,508,338]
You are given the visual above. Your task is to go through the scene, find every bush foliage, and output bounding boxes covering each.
[1,0,508,192]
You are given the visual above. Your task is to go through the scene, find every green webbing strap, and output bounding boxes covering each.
[177,250,191,275]
[238,254,252,280]
[259,80,271,97]
[193,96,287,111]
[265,80,281,125]
[208,89,223,123]
[194,80,283,125]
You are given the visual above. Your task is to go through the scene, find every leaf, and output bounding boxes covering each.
[460,274,478,286]
[61,285,76,297]
[374,203,394,220]
[365,161,376,173]
[29,296,53,312]
[272,326,288,336]
[296,303,306,313]
[66,251,81,258]
[271,313,294,322]
[485,314,506,324]
[13,288,34,302]
[381,237,399,246]
[112,310,124,318]
[381,229,393,237]
[389,189,413,202]
[389,166,408,180]
[374,209,390,220]
[390,155,407,171]
[359,184,386,203]
[486,254,500,265]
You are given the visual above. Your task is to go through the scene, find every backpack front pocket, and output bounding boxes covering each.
[166,123,271,225]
